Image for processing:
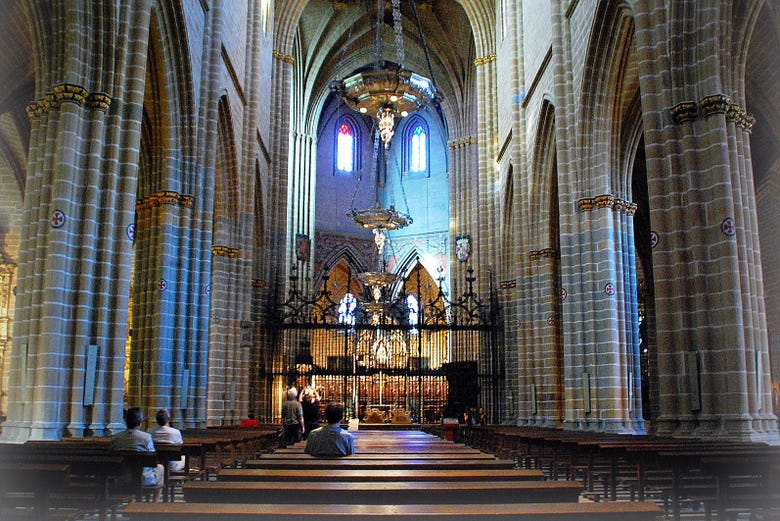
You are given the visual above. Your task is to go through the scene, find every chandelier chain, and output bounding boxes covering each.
[391,0,404,66]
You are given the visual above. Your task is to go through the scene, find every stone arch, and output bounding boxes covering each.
[128,1,204,429]
[521,98,563,427]
[564,0,644,433]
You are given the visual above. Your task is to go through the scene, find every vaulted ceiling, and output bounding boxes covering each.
[295,0,475,135]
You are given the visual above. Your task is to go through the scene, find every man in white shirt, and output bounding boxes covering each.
[149,408,185,472]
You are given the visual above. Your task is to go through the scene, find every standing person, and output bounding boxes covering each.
[477,407,488,426]
[300,386,321,439]
[111,407,164,501]
[281,387,304,444]
[304,402,355,457]
[149,408,185,472]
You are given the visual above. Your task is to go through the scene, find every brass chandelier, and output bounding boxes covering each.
[334,0,436,321]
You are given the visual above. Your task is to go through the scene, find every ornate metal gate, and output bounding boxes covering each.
[260,265,501,424]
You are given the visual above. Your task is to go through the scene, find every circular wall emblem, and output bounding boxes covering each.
[650,231,659,249]
[547,315,557,326]
[721,217,736,237]
[50,210,66,228]
[561,288,568,301]
[157,278,168,291]
[212,314,220,323]
[126,223,135,242]
[604,282,616,296]
[205,283,211,295]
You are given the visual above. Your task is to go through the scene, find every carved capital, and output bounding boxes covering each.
[671,101,698,124]
[272,50,294,64]
[700,94,730,116]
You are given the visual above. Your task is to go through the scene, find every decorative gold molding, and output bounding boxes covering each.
[577,197,595,212]
[53,83,89,105]
[726,102,755,132]
[500,279,516,289]
[671,101,697,124]
[212,245,241,258]
[87,92,112,112]
[136,190,194,210]
[26,84,113,118]
[474,54,497,66]
[700,94,730,116]
[529,248,559,260]
[447,136,478,149]
[579,194,636,215]
[613,199,638,215]
[252,279,268,288]
[594,194,615,209]
[272,50,294,64]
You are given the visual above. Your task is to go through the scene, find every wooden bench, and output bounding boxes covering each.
[242,457,516,470]
[217,468,545,482]
[182,479,584,504]
[124,500,663,520]
[253,452,496,460]
[0,463,71,521]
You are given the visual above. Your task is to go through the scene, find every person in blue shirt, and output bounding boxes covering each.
[304,402,355,457]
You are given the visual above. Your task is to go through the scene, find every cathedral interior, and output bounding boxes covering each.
[0,0,778,446]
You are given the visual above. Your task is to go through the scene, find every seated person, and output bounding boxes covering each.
[149,408,185,472]
[304,402,355,457]
[111,407,164,498]
[240,413,260,428]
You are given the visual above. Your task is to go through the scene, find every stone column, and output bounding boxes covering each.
[0,263,16,420]
[3,1,153,441]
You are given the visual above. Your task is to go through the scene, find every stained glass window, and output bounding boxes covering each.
[337,122,355,173]
[404,117,429,176]
[338,293,357,326]
[406,294,419,332]
[410,125,427,173]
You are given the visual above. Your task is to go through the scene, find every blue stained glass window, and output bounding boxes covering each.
[338,293,357,326]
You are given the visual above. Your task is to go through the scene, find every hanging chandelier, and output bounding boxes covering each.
[332,0,436,150]
[336,69,435,149]
[334,0,437,322]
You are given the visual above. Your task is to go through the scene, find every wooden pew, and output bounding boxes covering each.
[0,463,70,521]
[242,457,516,470]
[182,479,584,504]
[251,452,496,460]
[217,468,546,482]
[124,500,663,520]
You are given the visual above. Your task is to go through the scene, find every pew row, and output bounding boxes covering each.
[182,479,584,504]
[124,500,663,520]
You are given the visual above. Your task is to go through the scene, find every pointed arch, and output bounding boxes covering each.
[578,0,638,197]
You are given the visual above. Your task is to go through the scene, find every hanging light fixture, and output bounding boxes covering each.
[332,0,436,150]
[333,0,436,322]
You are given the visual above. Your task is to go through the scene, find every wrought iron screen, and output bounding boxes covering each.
[259,265,501,424]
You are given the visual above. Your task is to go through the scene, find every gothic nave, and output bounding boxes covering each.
[0,0,777,446]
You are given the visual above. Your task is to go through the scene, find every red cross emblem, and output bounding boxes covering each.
[51,210,65,228]
[157,278,168,291]
[721,217,736,237]
[604,282,616,296]
[547,315,557,326]
[650,231,659,249]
